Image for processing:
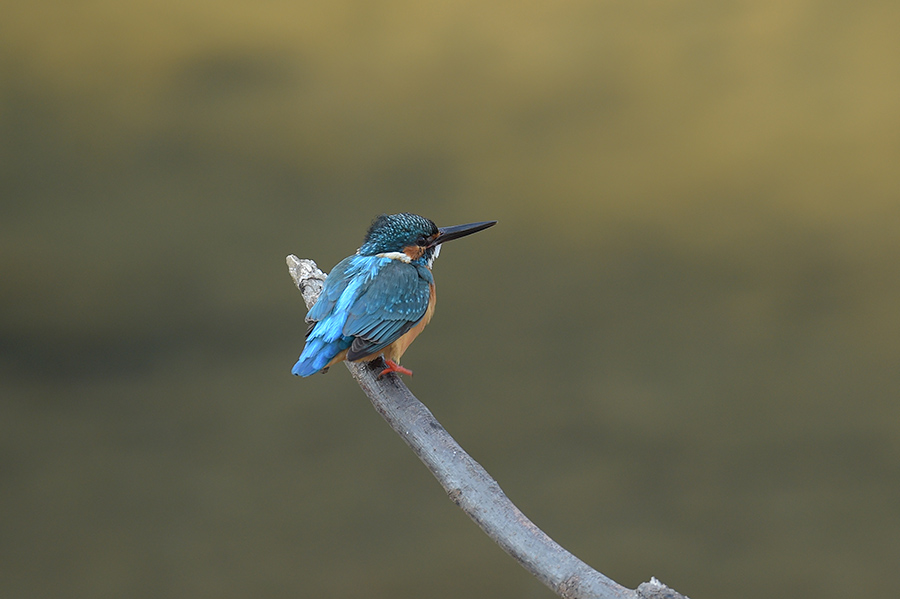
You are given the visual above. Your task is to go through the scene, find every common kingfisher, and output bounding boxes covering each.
[292,213,496,378]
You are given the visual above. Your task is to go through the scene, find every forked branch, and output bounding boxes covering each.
[287,255,689,599]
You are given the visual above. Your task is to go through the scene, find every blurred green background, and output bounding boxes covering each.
[2,1,899,598]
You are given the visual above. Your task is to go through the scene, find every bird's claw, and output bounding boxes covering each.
[377,359,413,379]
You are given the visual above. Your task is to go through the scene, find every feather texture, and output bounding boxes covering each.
[291,254,434,376]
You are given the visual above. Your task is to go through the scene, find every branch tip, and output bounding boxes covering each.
[286,255,326,309]
[637,577,690,599]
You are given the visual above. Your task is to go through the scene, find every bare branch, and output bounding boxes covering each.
[287,255,690,599]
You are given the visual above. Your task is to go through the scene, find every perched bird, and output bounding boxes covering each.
[292,213,496,378]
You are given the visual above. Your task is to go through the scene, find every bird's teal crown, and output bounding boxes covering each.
[358,213,439,257]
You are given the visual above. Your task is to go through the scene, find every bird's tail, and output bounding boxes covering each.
[291,337,347,377]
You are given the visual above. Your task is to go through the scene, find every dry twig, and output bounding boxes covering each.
[287,255,689,599]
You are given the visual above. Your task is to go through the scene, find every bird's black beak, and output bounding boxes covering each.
[429,220,497,247]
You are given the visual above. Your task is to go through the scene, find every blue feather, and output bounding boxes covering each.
[291,336,350,376]
[292,255,433,376]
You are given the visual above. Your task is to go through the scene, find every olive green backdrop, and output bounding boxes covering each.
[2,1,898,598]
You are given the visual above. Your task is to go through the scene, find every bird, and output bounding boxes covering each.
[292,213,496,378]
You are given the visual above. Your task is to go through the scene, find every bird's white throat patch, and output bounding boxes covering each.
[376,244,440,267]
[376,251,412,263]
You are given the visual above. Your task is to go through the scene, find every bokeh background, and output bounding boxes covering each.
[2,1,899,598]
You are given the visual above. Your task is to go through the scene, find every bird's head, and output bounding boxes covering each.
[358,213,496,268]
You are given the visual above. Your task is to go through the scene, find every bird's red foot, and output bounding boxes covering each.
[378,359,413,379]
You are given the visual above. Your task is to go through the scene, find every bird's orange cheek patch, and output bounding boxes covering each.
[403,245,426,261]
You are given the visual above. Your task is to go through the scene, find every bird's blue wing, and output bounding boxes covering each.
[343,260,433,361]
[292,256,433,375]
[292,255,380,376]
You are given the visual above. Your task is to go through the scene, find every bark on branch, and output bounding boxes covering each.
[287,255,690,599]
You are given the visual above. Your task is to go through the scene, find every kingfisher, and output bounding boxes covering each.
[292,213,496,378]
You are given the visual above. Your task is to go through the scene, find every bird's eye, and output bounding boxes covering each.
[416,235,428,246]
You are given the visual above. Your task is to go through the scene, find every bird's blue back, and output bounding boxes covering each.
[292,254,434,376]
